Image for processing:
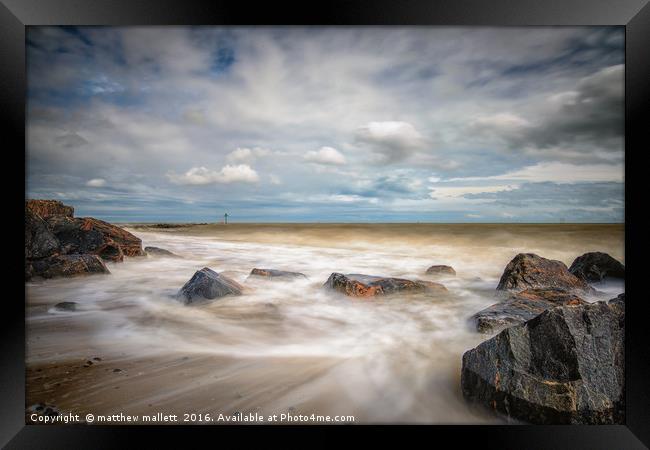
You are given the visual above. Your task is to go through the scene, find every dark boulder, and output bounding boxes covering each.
[54,301,78,311]
[497,253,592,293]
[26,199,73,219]
[609,292,625,306]
[248,268,307,280]
[27,254,110,280]
[176,267,243,305]
[145,246,180,258]
[461,295,624,424]
[25,209,60,259]
[569,252,625,282]
[46,216,144,261]
[425,265,456,276]
[324,273,446,297]
[471,288,587,334]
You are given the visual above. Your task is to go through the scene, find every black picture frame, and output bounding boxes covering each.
[3,0,649,447]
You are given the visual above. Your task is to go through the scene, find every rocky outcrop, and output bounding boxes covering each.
[46,216,144,262]
[176,267,243,305]
[324,273,446,297]
[25,199,145,280]
[145,246,180,258]
[25,209,60,259]
[248,268,307,280]
[27,254,110,279]
[461,294,624,424]
[26,199,73,219]
[426,265,456,276]
[569,252,625,282]
[497,253,592,293]
[471,288,587,334]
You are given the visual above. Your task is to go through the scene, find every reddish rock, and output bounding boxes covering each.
[324,273,446,297]
[46,216,144,261]
[25,200,74,219]
[497,253,592,293]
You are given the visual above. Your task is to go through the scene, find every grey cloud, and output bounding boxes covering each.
[354,121,428,164]
[522,65,623,152]
[468,64,623,163]
[465,181,623,212]
[54,133,89,148]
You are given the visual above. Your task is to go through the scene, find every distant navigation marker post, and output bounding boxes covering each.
[224,212,228,224]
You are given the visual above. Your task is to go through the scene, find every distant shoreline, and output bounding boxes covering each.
[123,222,625,227]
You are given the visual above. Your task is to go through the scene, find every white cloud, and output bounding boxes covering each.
[429,184,517,199]
[86,178,106,187]
[304,146,347,165]
[473,113,530,129]
[326,194,378,204]
[450,162,623,184]
[227,147,272,163]
[167,165,259,185]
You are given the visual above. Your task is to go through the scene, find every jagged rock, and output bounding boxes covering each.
[497,253,592,293]
[54,301,78,311]
[425,265,456,276]
[145,246,180,258]
[26,199,74,219]
[609,292,625,306]
[471,288,587,334]
[248,268,307,280]
[461,295,624,424]
[25,209,60,259]
[46,216,144,261]
[569,252,625,282]
[176,267,243,305]
[27,254,110,280]
[323,273,446,297]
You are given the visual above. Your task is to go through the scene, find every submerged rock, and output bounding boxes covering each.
[569,252,625,282]
[496,253,592,293]
[27,254,110,280]
[26,199,73,219]
[471,288,587,334]
[54,301,78,311]
[425,265,456,276]
[176,267,243,305]
[461,294,624,424]
[46,216,144,261]
[248,268,307,280]
[323,273,446,297]
[145,246,180,258]
[25,209,60,259]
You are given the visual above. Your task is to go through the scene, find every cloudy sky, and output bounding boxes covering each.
[26,26,624,223]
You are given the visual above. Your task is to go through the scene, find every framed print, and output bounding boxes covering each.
[3,0,649,447]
